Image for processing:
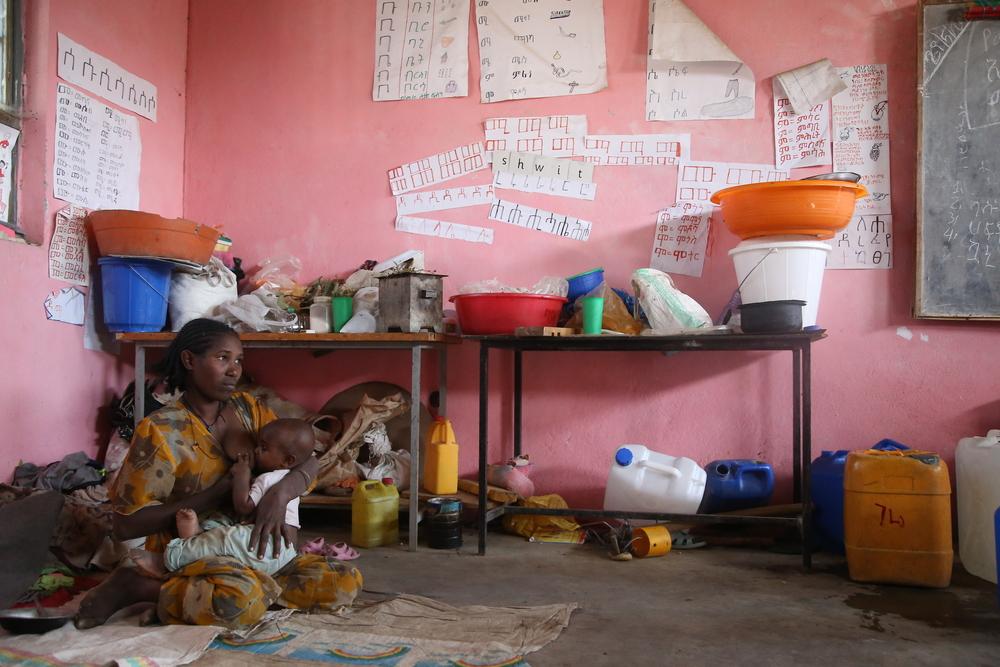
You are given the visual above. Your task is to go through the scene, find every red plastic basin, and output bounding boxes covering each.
[450,293,567,335]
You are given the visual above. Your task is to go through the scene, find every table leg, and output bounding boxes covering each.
[134,345,146,428]
[438,345,447,417]
[409,346,422,552]
[478,344,489,555]
[513,350,522,458]
[802,341,813,570]
[792,347,801,504]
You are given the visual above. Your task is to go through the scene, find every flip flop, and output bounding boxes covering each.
[671,530,707,550]
[325,542,360,561]
[300,537,327,555]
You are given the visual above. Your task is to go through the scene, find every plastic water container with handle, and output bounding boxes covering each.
[957,429,1000,583]
[603,445,707,516]
[699,459,775,514]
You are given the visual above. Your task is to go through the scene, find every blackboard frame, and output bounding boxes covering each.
[916,0,1000,319]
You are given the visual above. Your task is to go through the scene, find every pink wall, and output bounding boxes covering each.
[181,0,999,506]
[0,0,188,477]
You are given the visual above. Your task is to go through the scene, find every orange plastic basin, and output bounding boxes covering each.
[88,210,221,264]
[710,181,869,240]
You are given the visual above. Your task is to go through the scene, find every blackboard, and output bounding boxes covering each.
[917,1,1000,318]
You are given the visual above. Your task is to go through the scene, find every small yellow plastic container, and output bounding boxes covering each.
[423,417,459,495]
[351,479,399,548]
[844,449,953,588]
[632,524,671,558]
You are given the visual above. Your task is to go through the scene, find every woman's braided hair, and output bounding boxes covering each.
[154,318,238,393]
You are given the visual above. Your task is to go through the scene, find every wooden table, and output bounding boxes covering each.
[116,331,460,551]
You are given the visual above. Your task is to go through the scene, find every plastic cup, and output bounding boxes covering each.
[581,296,604,335]
[333,296,354,332]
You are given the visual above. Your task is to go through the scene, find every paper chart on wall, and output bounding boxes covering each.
[492,151,594,182]
[774,58,846,115]
[0,122,19,223]
[49,204,91,286]
[650,203,712,277]
[394,183,495,215]
[57,33,157,121]
[832,65,891,215]
[827,214,892,270]
[54,84,141,210]
[44,286,86,326]
[396,214,494,244]
[773,95,831,169]
[576,134,690,166]
[483,115,587,161]
[488,199,592,241]
[646,0,755,122]
[372,0,470,101]
[388,141,487,195]
[475,0,608,103]
[493,171,597,201]
[675,160,788,204]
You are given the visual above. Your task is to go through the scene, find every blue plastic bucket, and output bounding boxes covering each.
[99,257,173,332]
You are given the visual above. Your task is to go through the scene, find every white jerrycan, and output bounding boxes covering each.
[957,429,1000,583]
[603,444,707,516]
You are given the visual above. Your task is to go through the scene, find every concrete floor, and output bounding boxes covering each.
[302,514,1000,667]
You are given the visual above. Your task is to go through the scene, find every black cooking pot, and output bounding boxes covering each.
[739,300,805,334]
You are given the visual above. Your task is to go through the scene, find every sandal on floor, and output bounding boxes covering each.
[325,542,360,561]
[300,537,327,555]
[671,530,707,550]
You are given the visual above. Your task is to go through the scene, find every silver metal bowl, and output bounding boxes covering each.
[801,172,861,182]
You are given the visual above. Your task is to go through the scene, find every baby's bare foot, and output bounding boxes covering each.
[175,508,200,539]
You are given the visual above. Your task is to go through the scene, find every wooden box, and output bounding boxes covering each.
[376,272,445,333]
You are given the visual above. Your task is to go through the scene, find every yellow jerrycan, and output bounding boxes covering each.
[424,417,459,494]
[351,478,399,548]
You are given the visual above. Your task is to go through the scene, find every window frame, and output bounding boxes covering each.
[0,0,23,234]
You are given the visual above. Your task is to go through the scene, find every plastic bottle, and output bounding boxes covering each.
[602,444,706,517]
[351,478,399,548]
[424,417,459,494]
[956,430,1000,583]
[309,296,331,333]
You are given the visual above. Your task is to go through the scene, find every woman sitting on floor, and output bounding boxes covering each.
[75,318,362,629]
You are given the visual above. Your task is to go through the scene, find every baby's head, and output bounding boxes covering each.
[255,419,315,472]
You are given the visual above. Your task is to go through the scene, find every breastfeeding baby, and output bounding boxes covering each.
[133,418,314,577]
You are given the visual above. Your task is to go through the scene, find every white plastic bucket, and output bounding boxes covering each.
[603,444,707,519]
[957,430,1000,583]
[729,236,831,327]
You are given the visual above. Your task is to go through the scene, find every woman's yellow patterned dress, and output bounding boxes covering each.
[111,392,362,628]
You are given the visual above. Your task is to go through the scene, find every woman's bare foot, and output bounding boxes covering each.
[175,508,201,539]
[74,567,161,629]
[129,548,167,579]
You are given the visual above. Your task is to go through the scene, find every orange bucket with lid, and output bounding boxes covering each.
[710,181,868,240]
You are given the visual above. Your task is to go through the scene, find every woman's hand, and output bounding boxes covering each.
[250,485,295,558]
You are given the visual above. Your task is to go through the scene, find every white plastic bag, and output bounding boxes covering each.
[169,257,238,331]
[632,268,712,334]
[212,286,298,332]
[458,276,568,296]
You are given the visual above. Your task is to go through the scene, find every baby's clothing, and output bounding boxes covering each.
[163,469,300,575]
[249,469,300,527]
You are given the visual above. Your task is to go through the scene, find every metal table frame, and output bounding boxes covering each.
[475,331,824,568]
[118,332,457,551]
